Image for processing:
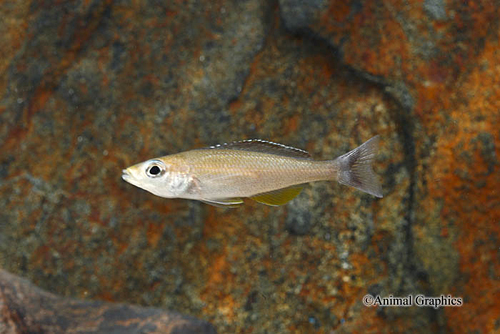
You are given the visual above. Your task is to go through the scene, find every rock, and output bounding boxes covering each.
[279,0,327,31]
[0,269,215,334]
[0,0,498,333]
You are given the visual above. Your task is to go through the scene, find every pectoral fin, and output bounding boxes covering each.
[250,185,304,206]
[200,197,243,208]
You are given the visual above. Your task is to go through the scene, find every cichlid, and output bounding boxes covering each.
[122,136,383,207]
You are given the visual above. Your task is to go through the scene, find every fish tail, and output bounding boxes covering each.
[333,135,383,198]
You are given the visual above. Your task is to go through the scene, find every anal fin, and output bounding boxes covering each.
[250,185,304,206]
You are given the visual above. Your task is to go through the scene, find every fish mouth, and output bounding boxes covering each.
[121,169,132,182]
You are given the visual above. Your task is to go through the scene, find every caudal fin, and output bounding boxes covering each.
[334,135,383,198]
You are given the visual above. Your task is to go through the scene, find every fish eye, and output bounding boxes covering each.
[146,163,164,178]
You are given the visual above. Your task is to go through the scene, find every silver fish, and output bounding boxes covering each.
[122,136,383,207]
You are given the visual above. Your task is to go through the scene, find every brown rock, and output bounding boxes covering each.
[0,0,498,333]
[0,269,215,334]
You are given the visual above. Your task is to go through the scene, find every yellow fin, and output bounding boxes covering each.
[250,185,304,206]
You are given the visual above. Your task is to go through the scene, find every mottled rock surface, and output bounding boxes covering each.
[0,0,498,333]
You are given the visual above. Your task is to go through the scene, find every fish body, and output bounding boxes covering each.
[122,136,383,207]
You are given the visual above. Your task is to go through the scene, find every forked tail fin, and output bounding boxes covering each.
[334,135,383,198]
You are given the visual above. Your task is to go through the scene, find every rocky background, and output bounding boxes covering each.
[0,0,498,333]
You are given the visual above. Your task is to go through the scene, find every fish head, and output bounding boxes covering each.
[122,157,191,198]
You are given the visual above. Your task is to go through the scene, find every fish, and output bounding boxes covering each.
[121,135,383,207]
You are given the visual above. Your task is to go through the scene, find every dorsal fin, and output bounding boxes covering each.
[206,139,311,159]
[250,185,304,206]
